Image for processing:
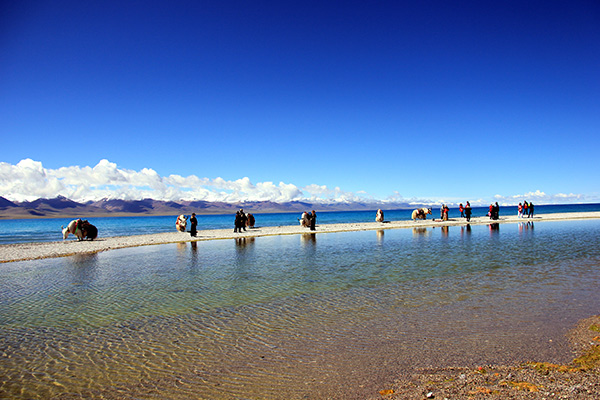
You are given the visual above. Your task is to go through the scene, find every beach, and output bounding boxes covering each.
[2,211,600,264]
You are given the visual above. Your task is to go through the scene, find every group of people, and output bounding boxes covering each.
[458,202,473,222]
[518,201,535,218]
[299,210,317,231]
[488,202,500,220]
[234,209,255,233]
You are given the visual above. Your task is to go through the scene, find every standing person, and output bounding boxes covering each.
[518,202,523,218]
[239,209,247,232]
[493,202,500,220]
[528,202,534,218]
[310,210,316,231]
[189,213,198,237]
[489,204,494,219]
[523,201,529,217]
[234,211,241,233]
[440,205,445,220]
[442,204,449,221]
[459,203,464,218]
[465,201,472,222]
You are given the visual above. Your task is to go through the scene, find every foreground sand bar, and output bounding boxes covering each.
[2,211,599,263]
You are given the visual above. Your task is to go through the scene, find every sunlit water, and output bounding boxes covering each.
[1,220,600,399]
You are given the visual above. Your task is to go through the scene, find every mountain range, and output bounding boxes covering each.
[0,196,415,219]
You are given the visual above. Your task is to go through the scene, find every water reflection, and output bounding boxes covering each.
[518,221,534,235]
[66,253,99,285]
[441,225,449,237]
[489,223,500,234]
[376,229,384,243]
[412,227,429,237]
[461,224,472,237]
[301,233,317,247]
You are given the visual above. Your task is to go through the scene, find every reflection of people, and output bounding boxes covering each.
[189,213,197,237]
[376,209,384,222]
[310,210,316,231]
[465,201,472,222]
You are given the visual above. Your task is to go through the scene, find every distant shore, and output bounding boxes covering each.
[2,211,599,263]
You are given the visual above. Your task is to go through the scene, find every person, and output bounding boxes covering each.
[376,209,384,222]
[234,211,242,233]
[493,202,500,220]
[247,213,255,228]
[440,205,445,220]
[523,201,529,217]
[528,202,534,218]
[488,204,494,219]
[189,213,197,237]
[442,204,449,221]
[459,203,464,218]
[518,202,523,218]
[239,209,247,232]
[310,210,316,231]
[465,201,472,222]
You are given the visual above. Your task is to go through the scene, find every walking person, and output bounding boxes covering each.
[465,201,472,222]
[189,213,198,237]
[528,202,534,218]
[518,202,523,218]
[310,210,317,231]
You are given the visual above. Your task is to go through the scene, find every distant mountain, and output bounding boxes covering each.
[0,197,18,210]
[0,196,415,219]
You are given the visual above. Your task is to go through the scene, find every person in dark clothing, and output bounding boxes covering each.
[465,201,472,222]
[239,209,247,231]
[189,213,198,237]
[493,202,500,220]
[310,210,316,231]
[528,202,534,218]
[234,211,242,233]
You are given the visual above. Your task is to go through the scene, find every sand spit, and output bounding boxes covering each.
[1,211,599,263]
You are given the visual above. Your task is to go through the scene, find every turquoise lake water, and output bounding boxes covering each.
[1,203,599,244]
[1,219,600,399]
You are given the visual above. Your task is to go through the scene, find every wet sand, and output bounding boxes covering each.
[1,211,599,263]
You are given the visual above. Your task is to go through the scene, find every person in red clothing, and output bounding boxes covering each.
[518,202,523,218]
[459,203,464,218]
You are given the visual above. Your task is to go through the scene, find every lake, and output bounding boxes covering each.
[1,219,600,399]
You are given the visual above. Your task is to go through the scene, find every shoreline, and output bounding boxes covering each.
[1,211,599,263]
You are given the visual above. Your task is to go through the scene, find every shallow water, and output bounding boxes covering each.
[1,220,600,399]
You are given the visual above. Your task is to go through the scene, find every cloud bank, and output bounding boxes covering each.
[0,159,594,206]
[0,159,367,203]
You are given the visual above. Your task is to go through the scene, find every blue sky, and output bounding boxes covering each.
[1,1,599,205]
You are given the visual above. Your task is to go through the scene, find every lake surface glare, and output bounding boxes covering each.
[1,220,600,399]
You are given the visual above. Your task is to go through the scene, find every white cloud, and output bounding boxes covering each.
[0,159,325,203]
[0,159,595,205]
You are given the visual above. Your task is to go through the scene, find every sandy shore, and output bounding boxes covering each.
[1,211,599,263]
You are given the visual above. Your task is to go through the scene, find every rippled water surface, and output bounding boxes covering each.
[1,220,600,399]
